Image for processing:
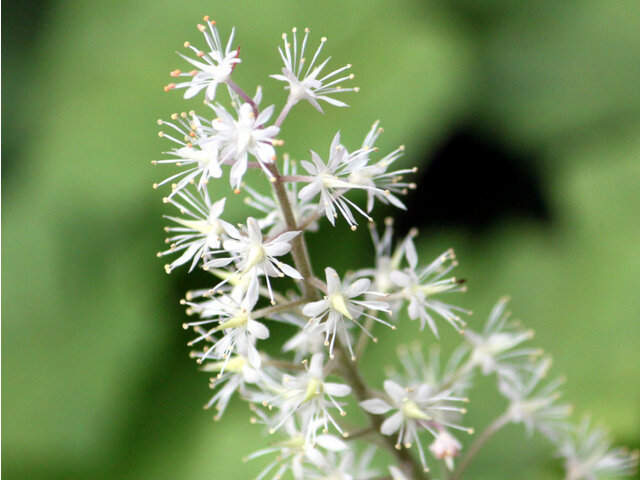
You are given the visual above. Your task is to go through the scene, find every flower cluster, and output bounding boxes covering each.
[152,18,637,480]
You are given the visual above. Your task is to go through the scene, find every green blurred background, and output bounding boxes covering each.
[3,1,639,479]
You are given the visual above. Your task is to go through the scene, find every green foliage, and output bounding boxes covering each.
[3,0,639,478]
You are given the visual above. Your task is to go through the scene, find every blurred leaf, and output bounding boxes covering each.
[3,1,638,479]
[477,0,640,150]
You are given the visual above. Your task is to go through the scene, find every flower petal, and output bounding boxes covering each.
[381,411,404,435]
[360,398,393,415]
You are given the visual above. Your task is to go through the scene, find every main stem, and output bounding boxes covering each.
[267,163,316,300]
[268,160,429,480]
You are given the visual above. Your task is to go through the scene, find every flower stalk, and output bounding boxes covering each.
[152,17,638,480]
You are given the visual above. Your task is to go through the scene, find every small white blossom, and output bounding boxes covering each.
[308,447,379,480]
[465,297,542,378]
[347,121,416,212]
[262,353,351,442]
[391,246,468,336]
[154,112,223,198]
[355,219,415,294]
[210,89,280,190]
[167,18,240,101]
[559,417,639,480]
[298,131,404,229]
[246,416,347,480]
[271,27,357,113]
[297,133,370,229]
[302,267,392,359]
[390,343,472,398]
[159,189,229,273]
[209,217,301,303]
[183,277,269,367]
[499,356,572,441]
[360,379,470,471]
[429,430,462,471]
[196,353,260,420]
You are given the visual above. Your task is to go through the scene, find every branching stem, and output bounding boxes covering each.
[344,426,375,441]
[275,97,295,128]
[267,162,317,300]
[267,156,430,480]
[225,78,259,118]
[279,175,315,183]
[450,413,511,480]
[262,359,306,371]
[253,299,307,320]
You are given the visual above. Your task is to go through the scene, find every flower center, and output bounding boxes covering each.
[244,243,265,272]
[303,377,322,403]
[402,399,431,420]
[216,313,248,331]
[205,355,246,373]
[330,293,353,320]
[236,127,254,152]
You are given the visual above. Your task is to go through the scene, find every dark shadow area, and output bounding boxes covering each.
[1,0,54,189]
[395,126,552,236]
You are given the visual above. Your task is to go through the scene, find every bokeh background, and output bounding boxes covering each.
[3,1,639,479]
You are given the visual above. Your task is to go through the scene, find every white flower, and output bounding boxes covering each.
[307,447,379,480]
[158,189,229,273]
[183,277,269,367]
[246,416,347,480]
[559,417,639,480]
[210,217,302,303]
[347,121,416,212]
[298,132,388,229]
[465,297,542,378]
[360,379,470,471]
[154,112,223,198]
[429,430,462,471]
[355,219,416,294]
[271,27,357,113]
[499,356,572,441]
[168,18,240,101]
[390,343,473,398]
[210,88,280,190]
[263,353,351,442]
[391,247,468,336]
[302,267,392,359]
[197,353,260,420]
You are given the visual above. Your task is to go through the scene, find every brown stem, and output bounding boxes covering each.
[344,426,375,441]
[261,359,306,371]
[252,299,307,320]
[267,163,317,300]
[307,276,329,294]
[279,175,316,183]
[225,78,259,118]
[275,97,295,128]
[267,159,428,479]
